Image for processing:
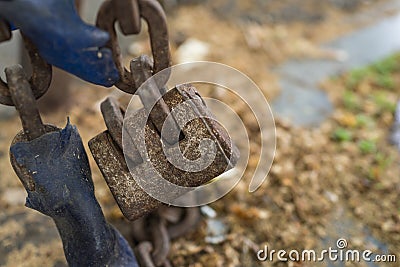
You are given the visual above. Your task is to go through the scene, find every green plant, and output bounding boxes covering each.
[332,128,352,142]
[372,92,396,113]
[371,54,400,75]
[375,74,395,90]
[347,67,370,89]
[358,140,376,154]
[343,90,360,111]
[374,152,393,169]
[355,114,374,128]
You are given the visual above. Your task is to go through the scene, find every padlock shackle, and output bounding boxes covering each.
[130,55,181,145]
[100,97,143,164]
[5,65,47,141]
[101,97,124,149]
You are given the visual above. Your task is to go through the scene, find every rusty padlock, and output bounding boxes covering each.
[89,57,239,221]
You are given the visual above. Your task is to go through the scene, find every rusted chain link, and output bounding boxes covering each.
[96,0,171,94]
[132,207,202,266]
[113,0,141,35]
[0,21,52,106]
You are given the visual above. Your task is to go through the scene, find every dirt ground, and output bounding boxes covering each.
[0,0,399,266]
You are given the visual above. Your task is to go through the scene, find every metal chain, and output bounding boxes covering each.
[132,207,201,267]
[0,21,52,106]
[113,0,141,35]
[96,0,171,94]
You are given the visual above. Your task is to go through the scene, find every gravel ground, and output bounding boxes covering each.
[0,1,399,266]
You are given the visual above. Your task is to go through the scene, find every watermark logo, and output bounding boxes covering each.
[256,238,397,263]
[122,61,276,206]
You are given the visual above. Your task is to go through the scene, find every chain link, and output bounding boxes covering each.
[132,207,201,266]
[114,0,141,35]
[0,21,52,106]
[96,0,171,94]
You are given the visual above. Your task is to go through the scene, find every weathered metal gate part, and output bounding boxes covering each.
[90,84,239,221]
[7,66,138,267]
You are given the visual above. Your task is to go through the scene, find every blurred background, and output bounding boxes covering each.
[0,0,400,266]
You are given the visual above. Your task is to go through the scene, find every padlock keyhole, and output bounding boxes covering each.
[159,126,185,144]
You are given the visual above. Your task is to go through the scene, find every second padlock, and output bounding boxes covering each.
[89,82,239,221]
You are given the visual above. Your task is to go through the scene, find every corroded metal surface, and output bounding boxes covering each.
[90,84,239,221]
[131,55,178,144]
[0,37,52,106]
[114,0,141,35]
[5,65,59,191]
[89,131,160,220]
[96,0,171,93]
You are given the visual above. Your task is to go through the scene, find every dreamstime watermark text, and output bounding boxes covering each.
[257,238,397,263]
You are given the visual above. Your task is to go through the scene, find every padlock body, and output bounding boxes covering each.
[90,84,239,220]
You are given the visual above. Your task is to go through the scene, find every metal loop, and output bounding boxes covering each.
[130,55,181,145]
[0,35,52,106]
[96,0,171,94]
[113,0,141,35]
[136,242,156,267]
[131,207,202,267]
[150,216,170,266]
[167,207,201,239]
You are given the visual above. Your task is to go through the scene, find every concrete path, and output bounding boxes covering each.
[272,12,400,127]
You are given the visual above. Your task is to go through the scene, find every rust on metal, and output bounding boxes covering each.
[130,55,179,144]
[101,97,143,164]
[90,85,238,220]
[88,130,160,220]
[131,207,199,266]
[137,0,171,75]
[0,36,52,106]
[150,216,170,266]
[167,207,201,239]
[96,0,171,94]
[113,0,141,35]
[6,65,59,191]
[101,97,125,148]
[6,65,47,140]
[126,84,239,188]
